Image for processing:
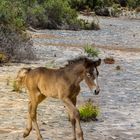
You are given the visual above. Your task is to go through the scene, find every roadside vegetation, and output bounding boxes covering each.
[79,100,99,121]
[0,0,139,63]
[84,44,100,58]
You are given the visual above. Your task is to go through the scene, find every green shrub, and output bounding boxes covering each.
[0,25,35,62]
[112,4,121,17]
[69,0,117,10]
[69,0,104,10]
[84,44,99,57]
[26,0,81,30]
[43,0,78,29]
[45,60,56,68]
[84,20,100,30]
[26,5,47,28]
[127,0,140,9]
[0,52,8,63]
[79,101,99,121]
[0,0,26,31]
[12,80,21,92]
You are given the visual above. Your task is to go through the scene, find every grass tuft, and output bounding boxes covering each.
[0,52,8,63]
[84,44,99,58]
[12,80,21,92]
[79,101,99,122]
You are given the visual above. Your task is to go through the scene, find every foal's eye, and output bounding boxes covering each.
[87,73,90,77]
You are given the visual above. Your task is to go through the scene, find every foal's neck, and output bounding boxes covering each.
[63,63,85,85]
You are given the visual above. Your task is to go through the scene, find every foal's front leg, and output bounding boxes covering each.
[71,97,77,140]
[64,98,84,140]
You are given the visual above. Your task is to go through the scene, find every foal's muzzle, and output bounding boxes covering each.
[94,89,100,95]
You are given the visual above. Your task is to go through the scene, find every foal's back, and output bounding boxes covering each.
[25,67,73,98]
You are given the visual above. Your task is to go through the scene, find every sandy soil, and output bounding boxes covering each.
[0,17,140,140]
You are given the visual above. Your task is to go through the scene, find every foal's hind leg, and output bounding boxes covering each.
[23,101,32,138]
[23,93,46,139]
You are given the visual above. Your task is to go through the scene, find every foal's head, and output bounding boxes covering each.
[84,57,101,95]
[68,57,101,95]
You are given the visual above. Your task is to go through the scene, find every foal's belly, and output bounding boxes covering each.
[39,81,65,99]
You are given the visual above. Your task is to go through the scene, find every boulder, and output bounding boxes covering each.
[119,0,127,7]
[95,7,110,16]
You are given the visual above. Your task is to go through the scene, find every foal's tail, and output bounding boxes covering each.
[15,68,31,91]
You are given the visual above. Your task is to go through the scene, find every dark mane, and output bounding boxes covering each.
[66,56,93,66]
[59,56,101,70]
[59,56,87,69]
[68,56,86,64]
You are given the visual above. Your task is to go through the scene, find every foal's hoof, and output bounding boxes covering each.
[23,129,30,138]
[23,132,28,138]
[37,137,43,140]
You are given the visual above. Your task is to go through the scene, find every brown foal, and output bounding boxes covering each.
[16,57,101,140]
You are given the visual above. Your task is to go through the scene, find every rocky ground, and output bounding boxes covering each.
[0,16,140,140]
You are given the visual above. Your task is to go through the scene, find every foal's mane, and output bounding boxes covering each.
[68,56,87,64]
[60,56,93,69]
[64,56,89,67]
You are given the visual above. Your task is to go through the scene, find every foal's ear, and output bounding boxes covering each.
[18,68,31,78]
[94,58,101,67]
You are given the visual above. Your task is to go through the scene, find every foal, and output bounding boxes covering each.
[16,57,101,140]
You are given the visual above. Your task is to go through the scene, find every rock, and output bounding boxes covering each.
[119,0,127,7]
[95,7,110,16]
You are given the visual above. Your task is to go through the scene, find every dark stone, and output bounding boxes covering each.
[95,7,110,16]
[119,0,127,7]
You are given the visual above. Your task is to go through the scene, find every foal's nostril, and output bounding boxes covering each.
[95,89,100,95]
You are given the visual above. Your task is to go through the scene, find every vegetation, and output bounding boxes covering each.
[45,60,56,68]
[0,0,139,30]
[0,0,26,31]
[84,44,99,58]
[79,101,99,121]
[69,0,140,10]
[0,0,139,62]
[0,0,103,30]
[12,80,21,92]
[26,0,80,29]
[0,0,36,62]
[0,52,8,64]
[127,0,140,9]
[0,0,102,63]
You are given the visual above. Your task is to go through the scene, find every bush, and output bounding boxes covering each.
[26,0,85,30]
[0,0,36,62]
[26,5,47,29]
[136,7,140,12]
[69,0,105,10]
[12,80,21,92]
[84,44,99,57]
[79,101,99,121]
[81,19,100,30]
[0,0,26,31]
[0,25,36,62]
[69,0,117,10]
[0,52,8,64]
[127,0,140,9]
[43,0,78,29]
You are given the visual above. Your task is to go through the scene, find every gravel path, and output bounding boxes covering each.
[32,15,140,52]
[0,17,140,140]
